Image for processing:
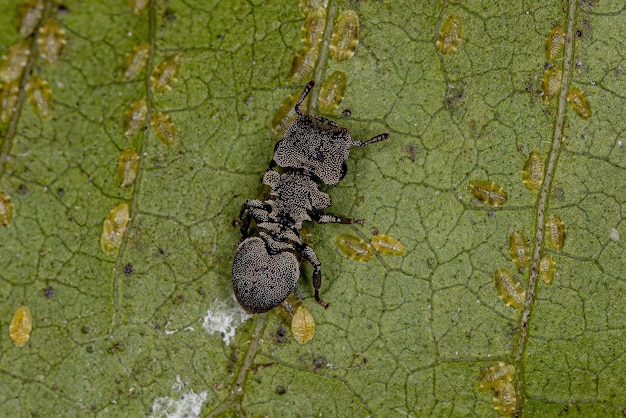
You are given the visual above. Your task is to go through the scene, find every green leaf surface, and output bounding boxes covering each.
[1,0,625,416]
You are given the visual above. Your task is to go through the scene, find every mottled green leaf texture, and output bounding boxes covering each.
[1,0,624,416]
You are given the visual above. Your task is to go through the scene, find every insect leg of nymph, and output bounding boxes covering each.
[352,133,390,147]
[311,212,365,226]
[295,241,329,309]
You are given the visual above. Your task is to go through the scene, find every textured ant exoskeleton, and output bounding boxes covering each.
[232,81,389,314]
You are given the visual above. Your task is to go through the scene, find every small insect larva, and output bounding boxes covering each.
[290,46,319,83]
[508,230,529,269]
[468,180,508,207]
[539,255,556,286]
[318,71,347,113]
[290,8,325,83]
[301,7,326,50]
[38,19,67,64]
[151,54,181,93]
[522,150,545,191]
[101,202,130,253]
[151,111,178,145]
[371,234,406,256]
[0,81,20,124]
[545,23,565,61]
[436,14,462,54]
[299,0,328,16]
[545,213,565,251]
[0,41,30,84]
[129,0,149,14]
[330,10,359,62]
[542,66,562,102]
[117,146,140,188]
[19,0,44,38]
[336,233,374,262]
[477,362,515,390]
[291,305,315,344]
[492,380,517,417]
[566,88,592,119]
[122,43,150,81]
[271,92,302,136]
[123,98,148,138]
[26,76,53,119]
[477,362,517,417]
[0,191,14,226]
[10,306,33,347]
[493,269,525,309]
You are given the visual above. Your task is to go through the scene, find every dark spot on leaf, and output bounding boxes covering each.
[108,343,124,353]
[164,8,176,23]
[552,187,565,202]
[124,263,134,275]
[406,144,417,162]
[444,83,466,120]
[274,326,288,343]
[313,356,327,369]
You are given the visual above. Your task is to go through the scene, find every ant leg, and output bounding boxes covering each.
[238,199,270,238]
[311,212,365,225]
[314,116,338,126]
[294,80,315,116]
[296,243,329,309]
[352,133,390,147]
